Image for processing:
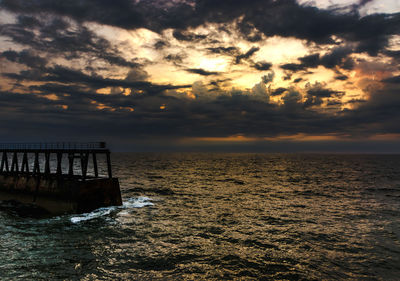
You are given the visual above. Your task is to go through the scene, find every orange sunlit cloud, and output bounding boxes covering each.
[0,0,399,150]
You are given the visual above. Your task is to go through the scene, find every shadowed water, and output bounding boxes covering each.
[1,153,400,280]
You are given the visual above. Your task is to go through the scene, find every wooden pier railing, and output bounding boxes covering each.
[0,142,113,180]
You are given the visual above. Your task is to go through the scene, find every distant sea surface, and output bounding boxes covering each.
[1,153,400,280]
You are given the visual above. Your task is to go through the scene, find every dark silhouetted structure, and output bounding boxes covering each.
[0,142,122,215]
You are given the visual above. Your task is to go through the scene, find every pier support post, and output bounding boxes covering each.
[21,152,29,173]
[80,152,89,180]
[44,152,50,175]
[1,152,9,172]
[106,151,112,178]
[33,152,40,174]
[11,152,19,173]
[92,152,98,177]
[68,153,74,176]
[56,152,62,176]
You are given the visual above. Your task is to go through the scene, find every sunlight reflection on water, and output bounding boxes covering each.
[1,153,400,280]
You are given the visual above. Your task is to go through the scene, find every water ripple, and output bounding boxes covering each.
[0,153,400,280]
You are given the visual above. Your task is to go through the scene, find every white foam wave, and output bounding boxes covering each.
[70,196,153,223]
[70,207,114,223]
[123,196,154,208]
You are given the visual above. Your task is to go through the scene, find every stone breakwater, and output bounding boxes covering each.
[0,174,122,215]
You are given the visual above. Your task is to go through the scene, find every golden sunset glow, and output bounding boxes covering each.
[0,0,399,151]
[183,133,342,144]
[198,57,228,72]
[184,135,259,143]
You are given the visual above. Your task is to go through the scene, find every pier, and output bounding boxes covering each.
[0,142,122,215]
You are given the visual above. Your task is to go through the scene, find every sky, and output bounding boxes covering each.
[0,0,400,152]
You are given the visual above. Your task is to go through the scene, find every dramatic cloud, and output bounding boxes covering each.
[271,87,287,96]
[235,47,260,64]
[281,46,355,74]
[207,47,238,56]
[173,30,207,41]
[253,61,272,71]
[1,49,48,69]
[2,0,400,53]
[185,68,219,76]
[382,75,400,84]
[0,0,399,151]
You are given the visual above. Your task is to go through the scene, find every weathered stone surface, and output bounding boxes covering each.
[0,175,122,215]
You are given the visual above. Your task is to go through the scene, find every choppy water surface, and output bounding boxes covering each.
[1,153,400,280]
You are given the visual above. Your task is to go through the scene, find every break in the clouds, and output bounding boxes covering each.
[0,0,400,151]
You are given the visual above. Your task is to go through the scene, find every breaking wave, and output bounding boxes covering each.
[70,196,154,223]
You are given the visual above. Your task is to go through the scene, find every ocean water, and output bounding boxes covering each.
[0,153,400,280]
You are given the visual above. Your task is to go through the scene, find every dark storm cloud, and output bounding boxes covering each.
[281,46,355,73]
[3,65,191,94]
[339,84,400,137]
[154,40,169,49]
[2,0,399,56]
[0,0,146,30]
[3,70,45,82]
[172,30,207,41]
[327,100,342,106]
[27,83,140,111]
[319,47,354,69]
[207,46,267,69]
[281,63,306,72]
[347,98,367,104]
[282,72,292,81]
[1,16,140,68]
[299,54,320,68]
[0,81,399,148]
[235,47,259,64]
[303,83,344,108]
[303,95,324,108]
[358,0,374,7]
[16,15,42,28]
[165,54,185,64]
[253,61,272,71]
[271,87,287,96]
[185,68,219,76]
[209,78,232,87]
[1,49,48,69]
[207,46,239,57]
[307,88,344,98]
[384,50,400,59]
[335,75,349,81]
[353,13,400,56]
[382,75,400,84]
[196,1,398,56]
[237,20,263,42]
[1,0,400,149]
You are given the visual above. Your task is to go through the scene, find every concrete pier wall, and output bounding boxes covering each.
[0,174,122,215]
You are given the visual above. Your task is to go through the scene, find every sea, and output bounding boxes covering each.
[0,153,399,280]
